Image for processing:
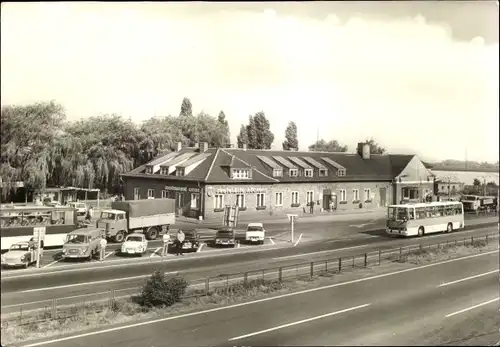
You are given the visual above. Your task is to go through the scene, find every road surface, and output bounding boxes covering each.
[18,242,499,347]
[1,222,497,314]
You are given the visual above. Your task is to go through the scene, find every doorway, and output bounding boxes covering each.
[379,187,386,207]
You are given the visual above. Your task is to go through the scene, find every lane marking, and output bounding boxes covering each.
[228,303,371,341]
[150,247,161,258]
[437,269,499,287]
[43,260,62,268]
[445,297,499,318]
[104,252,113,259]
[19,271,178,293]
[274,244,368,260]
[269,238,275,245]
[294,233,303,247]
[19,250,498,347]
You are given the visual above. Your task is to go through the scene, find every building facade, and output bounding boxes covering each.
[122,142,435,220]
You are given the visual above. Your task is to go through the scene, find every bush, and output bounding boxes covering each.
[137,270,188,308]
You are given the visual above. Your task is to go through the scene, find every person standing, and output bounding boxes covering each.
[88,206,94,221]
[310,200,315,214]
[176,230,185,256]
[162,232,171,257]
[99,236,107,262]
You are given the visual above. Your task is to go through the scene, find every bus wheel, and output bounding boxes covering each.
[446,223,453,233]
[417,227,424,237]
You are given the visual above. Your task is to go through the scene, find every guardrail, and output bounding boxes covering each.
[2,232,498,326]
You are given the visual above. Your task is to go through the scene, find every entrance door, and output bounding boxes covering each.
[322,189,332,210]
[379,187,387,207]
[175,193,184,216]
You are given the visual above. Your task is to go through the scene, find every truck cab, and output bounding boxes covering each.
[97,209,127,242]
[215,227,236,247]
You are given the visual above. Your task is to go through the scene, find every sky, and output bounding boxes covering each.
[1,2,499,163]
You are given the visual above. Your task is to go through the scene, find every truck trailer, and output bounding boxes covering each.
[96,199,176,243]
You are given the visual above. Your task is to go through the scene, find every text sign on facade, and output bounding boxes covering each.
[207,187,268,196]
[164,186,200,193]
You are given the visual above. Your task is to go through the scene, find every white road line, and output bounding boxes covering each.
[445,297,499,318]
[43,260,62,268]
[274,244,368,260]
[19,271,178,293]
[437,269,499,287]
[103,251,113,259]
[150,247,161,258]
[269,238,275,245]
[228,303,371,341]
[19,250,497,347]
[294,233,303,247]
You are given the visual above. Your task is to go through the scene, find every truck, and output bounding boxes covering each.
[96,199,176,243]
[460,195,497,213]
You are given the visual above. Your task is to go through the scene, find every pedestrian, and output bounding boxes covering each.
[88,206,94,221]
[310,200,315,214]
[176,229,185,256]
[162,232,171,256]
[99,235,107,262]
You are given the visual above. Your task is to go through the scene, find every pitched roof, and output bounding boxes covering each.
[122,147,427,184]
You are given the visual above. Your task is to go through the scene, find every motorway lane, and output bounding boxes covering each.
[2,223,498,314]
[18,246,499,347]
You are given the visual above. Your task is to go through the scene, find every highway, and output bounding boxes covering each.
[18,242,500,347]
[1,220,497,314]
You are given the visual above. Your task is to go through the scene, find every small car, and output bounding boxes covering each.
[179,229,201,252]
[1,241,42,268]
[62,228,103,260]
[68,202,88,216]
[245,222,266,244]
[215,228,236,247]
[121,233,148,256]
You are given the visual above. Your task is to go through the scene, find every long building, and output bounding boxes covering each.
[121,142,435,220]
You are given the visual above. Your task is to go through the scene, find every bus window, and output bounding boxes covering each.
[425,207,433,218]
[437,206,445,216]
[416,207,426,219]
[454,205,462,215]
[408,208,415,220]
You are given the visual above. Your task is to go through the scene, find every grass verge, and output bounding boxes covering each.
[2,239,498,346]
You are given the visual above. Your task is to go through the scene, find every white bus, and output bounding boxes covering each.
[386,201,464,237]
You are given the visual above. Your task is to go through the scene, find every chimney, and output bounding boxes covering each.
[177,142,182,152]
[242,143,247,151]
[202,142,209,152]
[357,142,370,160]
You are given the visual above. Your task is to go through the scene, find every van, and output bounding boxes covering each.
[68,202,88,216]
[62,228,104,260]
[245,223,265,244]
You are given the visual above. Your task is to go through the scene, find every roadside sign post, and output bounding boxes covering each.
[33,226,46,268]
[287,214,298,243]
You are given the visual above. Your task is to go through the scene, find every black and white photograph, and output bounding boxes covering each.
[1,1,499,346]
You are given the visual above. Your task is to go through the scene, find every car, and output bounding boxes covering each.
[1,241,42,268]
[121,233,148,256]
[215,227,236,247]
[245,222,266,244]
[62,228,103,260]
[179,229,201,252]
[68,202,88,216]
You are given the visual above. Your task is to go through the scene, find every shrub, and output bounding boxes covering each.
[137,270,188,307]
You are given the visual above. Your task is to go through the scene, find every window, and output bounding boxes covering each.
[161,190,167,199]
[319,169,328,177]
[214,194,224,209]
[147,189,155,198]
[306,191,314,204]
[339,189,346,202]
[160,167,168,175]
[232,169,250,179]
[190,193,200,209]
[176,167,185,176]
[146,166,153,174]
[275,192,283,206]
[134,188,140,200]
[416,207,426,219]
[236,194,246,208]
[257,193,265,207]
[305,169,313,177]
[364,188,371,201]
[291,191,299,205]
[352,189,359,201]
[402,187,419,200]
[338,169,346,177]
[289,169,298,177]
[273,169,283,177]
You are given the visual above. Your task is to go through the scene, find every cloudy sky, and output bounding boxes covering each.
[1,2,498,163]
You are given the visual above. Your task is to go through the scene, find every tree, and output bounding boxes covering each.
[217,110,230,145]
[308,139,348,152]
[179,97,193,117]
[473,178,481,186]
[282,121,298,151]
[246,112,274,149]
[363,138,386,154]
[237,124,248,148]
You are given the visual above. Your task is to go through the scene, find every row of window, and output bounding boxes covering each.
[213,188,373,209]
[133,188,201,209]
[408,205,463,219]
[230,168,347,179]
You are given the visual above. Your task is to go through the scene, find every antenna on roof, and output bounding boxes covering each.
[316,127,319,145]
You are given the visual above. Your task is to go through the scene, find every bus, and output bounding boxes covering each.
[0,205,78,250]
[386,201,464,237]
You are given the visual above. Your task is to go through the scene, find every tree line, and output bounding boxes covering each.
[1,98,386,196]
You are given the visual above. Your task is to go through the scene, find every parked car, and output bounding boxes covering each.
[68,202,88,216]
[245,222,266,244]
[62,228,104,261]
[215,227,236,247]
[179,229,201,252]
[121,233,148,256]
[1,240,42,268]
